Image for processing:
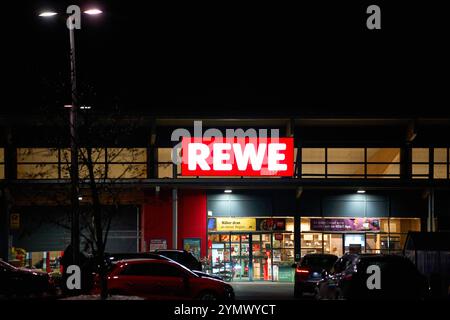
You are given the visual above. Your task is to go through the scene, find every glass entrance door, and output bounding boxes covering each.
[344,233,365,253]
[251,233,272,281]
[230,234,250,281]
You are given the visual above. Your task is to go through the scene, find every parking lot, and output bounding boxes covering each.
[231,282,296,300]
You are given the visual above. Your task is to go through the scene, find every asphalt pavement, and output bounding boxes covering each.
[230,282,297,300]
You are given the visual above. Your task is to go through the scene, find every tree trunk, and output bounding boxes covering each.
[86,148,108,300]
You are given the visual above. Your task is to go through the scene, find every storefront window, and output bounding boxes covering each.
[412,148,430,179]
[16,147,147,179]
[300,148,401,179]
[300,233,323,256]
[207,217,294,282]
[157,148,174,178]
[433,148,450,179]
[299,217,420,256]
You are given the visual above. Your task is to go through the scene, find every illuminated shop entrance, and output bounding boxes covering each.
[300,217,421,256]
[207,217,295,282]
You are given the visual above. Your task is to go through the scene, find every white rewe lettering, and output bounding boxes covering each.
[233,143,267,171]
[188,143,210,170]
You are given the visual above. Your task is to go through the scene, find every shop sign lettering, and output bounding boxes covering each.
[181,137,294,176]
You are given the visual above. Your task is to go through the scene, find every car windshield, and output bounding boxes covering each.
[301,256,337,270]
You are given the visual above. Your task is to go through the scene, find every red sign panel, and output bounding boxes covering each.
[181,137,294,176]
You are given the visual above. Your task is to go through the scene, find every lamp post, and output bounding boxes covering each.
[39,7,102,267]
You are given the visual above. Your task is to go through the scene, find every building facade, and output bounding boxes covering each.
[1,116,449,281]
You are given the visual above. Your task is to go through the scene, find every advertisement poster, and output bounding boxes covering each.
[183,238,201,260]
[149,239,167,251]
[214,218,256,232]
[257,218,286,231]
[310,218,380,232]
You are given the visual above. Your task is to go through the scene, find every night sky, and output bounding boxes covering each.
[3,1,450,117]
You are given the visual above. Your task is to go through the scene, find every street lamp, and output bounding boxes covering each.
[38,11,58,17]
[39,7,102,266]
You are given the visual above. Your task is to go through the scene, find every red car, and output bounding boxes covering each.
[94,258,234,300]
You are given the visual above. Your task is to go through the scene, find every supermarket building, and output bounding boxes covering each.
[0,116,449,281]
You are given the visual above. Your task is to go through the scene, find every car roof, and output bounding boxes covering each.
[116,258,165,264]
[303,253,338,258]
[153,249,187,253]
[115,258,198,276]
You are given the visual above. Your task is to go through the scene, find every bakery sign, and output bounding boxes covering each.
[215,218,257,232]
[310,218,380,232]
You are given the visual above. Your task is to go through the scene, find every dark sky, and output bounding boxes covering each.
[4,1,450,117]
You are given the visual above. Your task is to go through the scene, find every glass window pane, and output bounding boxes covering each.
[434,164,448,179]
[301,164,325,175]
[107,148,146,163]
[301,148,325,162]
[17,148,59,163]
[158,163,173,178]
[366,234,381,253]
[327,164,364,175]
[0,164,4,179]
[434,148,448,163]
[108,164,146,178]
[79,148,106,164]
[412,164,429,176]
[17,164,59,179]
[301,233,323,254]
[327,148,364,163]
[323,234,343,256]
[389,218,421,233]
[79,164,106,179]
[412,148,429,162]
[367,164,400,175]
[367,148,400,163]
[158,148,173,162]
[0,148,4,162]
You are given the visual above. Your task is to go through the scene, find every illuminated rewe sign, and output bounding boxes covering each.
[181,137,294,176]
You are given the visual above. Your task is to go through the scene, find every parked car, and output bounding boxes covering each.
[316,253,430,300]
[105,252,222,280]
[94,258,234,300]
[0,260,54,298]
[152,250,202,271]
[293,254,338,298]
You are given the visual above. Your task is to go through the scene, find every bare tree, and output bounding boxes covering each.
[13,106,147,299]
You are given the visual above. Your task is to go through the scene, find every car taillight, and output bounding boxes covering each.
[296,267,310,278]
[343,273,353,281]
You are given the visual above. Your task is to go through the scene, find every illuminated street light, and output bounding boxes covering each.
[39,11,58,17]
[39,6,102,267]
[84,9,103,15]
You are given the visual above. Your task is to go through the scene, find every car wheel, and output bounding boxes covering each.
[198,291,218,300]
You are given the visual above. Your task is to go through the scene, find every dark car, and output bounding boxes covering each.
[152,250,202,271]
[93,258,234,300]
[0,260,54,298]
[317,253,430,300]
[293,254,338,298]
